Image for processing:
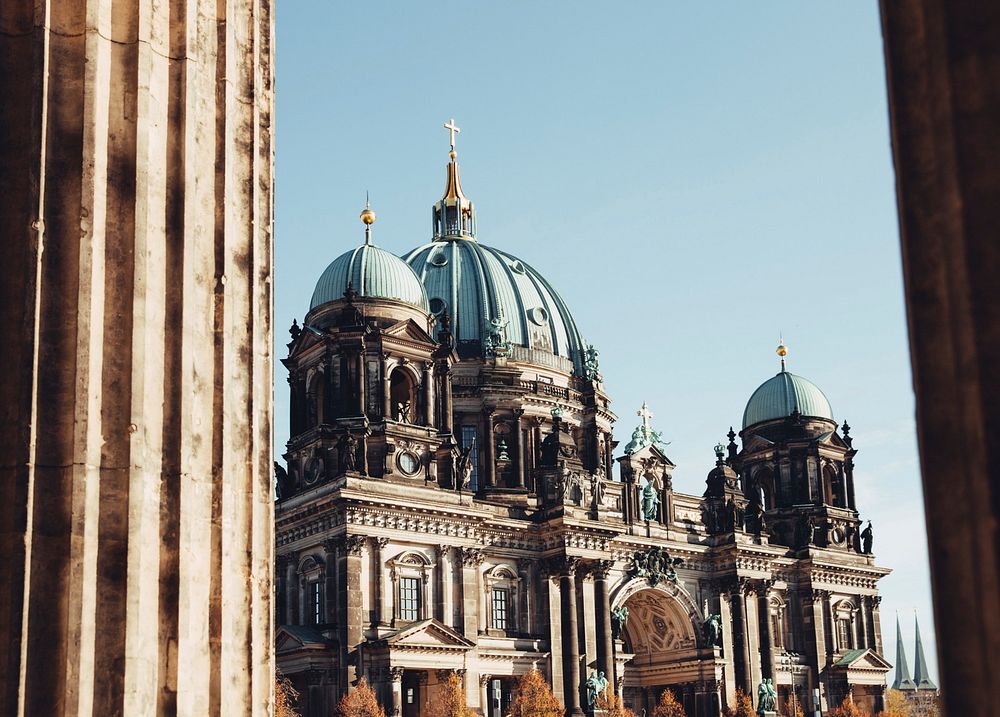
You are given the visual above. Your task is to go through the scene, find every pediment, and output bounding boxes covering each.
[383,319,436,347]
[740,435,775,453]
[275,625,330,653]
[835,648,892,671]
[386,619,476,650]
[619,442,675,468]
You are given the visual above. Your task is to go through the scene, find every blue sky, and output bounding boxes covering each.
[275,1,936,683]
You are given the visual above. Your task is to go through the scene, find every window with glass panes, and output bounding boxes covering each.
[492,588,508,630]
[399,577,421,621]
[837,617,853,650]
[311,581,322,625]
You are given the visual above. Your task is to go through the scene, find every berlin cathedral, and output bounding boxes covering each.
[274,122,892,717]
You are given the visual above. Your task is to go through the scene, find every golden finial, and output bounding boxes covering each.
[776,336,788,371]
[360,194,375,244]
[444,118,461,159]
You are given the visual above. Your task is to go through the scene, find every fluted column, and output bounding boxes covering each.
[390,667,404,717]
[0,1,275,713]
[592,560,615,685]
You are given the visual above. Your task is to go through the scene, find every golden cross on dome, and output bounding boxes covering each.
[444,118,461,153]
[638,402,654,432]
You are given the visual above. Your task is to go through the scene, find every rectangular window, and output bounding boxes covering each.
[837,618,852,651]
[461,425,479,491]
[492,588,508,631]
[311,581,322,625]
[400,577,421,621]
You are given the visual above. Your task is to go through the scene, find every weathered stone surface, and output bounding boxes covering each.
[881,1,1000,714]
[0,0,275,714]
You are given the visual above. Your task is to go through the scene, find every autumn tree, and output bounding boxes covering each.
[876,689,913,717]
[275,672,300,717]
[505,669,564,717]
[723,688,755,717]
[828,696,871,717]
[651,688,687,717]
[336,677,386,717]
[428,672,475,717]
[596,691,639,717]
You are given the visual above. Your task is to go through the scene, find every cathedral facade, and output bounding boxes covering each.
[274,126,891,717]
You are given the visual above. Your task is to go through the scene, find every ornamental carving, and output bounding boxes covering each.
[345,535,366,556]
[459,547,485,567]
[629,546,683,587]
[589,559,614,580]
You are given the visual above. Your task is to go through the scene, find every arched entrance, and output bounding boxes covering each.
[613,581,723,717]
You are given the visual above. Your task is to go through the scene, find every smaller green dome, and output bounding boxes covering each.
[310,244,429,311]
[742,371,834,429]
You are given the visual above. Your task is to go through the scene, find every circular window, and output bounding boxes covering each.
[510,260,526,274]
[429,297,446,315]
[430,252,448,267]
[397,451,420,476]
[528,306,549,325]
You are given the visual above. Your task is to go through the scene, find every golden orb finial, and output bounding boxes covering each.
[776,343,788,358]
[360,207,376,225]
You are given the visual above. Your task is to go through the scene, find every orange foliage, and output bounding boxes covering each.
[651,688,688,717]
[275,672,300,717]
[828,696,871,717]
[505,670,564,717]
[335,677,386,717]
[723,688,755,717]
[428,673,475,717]
[597,691,640,717]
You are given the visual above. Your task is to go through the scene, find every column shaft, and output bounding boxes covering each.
[560,570,584,716]
[594,571,614,684]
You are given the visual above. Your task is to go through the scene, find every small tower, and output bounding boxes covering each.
[912,615,938,692]
[432,119,477,240]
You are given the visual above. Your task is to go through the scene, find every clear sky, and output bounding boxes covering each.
[275,1,936,684]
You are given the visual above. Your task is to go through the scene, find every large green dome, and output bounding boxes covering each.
[742,370,834,429]
[404,239,586,373]
[310,243,429,312]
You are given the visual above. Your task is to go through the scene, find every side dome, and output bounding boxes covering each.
[742,371,834,429]
[404,240,586,373]
[310,244,429,311]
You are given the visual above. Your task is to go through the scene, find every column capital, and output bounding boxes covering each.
[374,536,390,550]
[588,559,614,580]
[345,535,366,556]
[479,674,492,687]
[544,555,582,578]
[459,546,485,567]
[389,666,405,682]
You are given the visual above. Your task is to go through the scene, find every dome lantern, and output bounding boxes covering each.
[432,118,477,241]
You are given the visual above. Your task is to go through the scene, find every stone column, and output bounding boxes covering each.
[356,348,367,416]
[390,667,404,717]
[285,553,300,625]
[745,584,763,695]
[858,597,871,650]
[383,356,393,419]
[591,560,615,685]
[717,585,738,707]
[479,674,491,717]
[755,583,775,680]
[375,537,390,626]
[513,409,526,489]
[0,0,276,713]
[483,408,496,489]
[870,596,884,654]
[323,541,339,625]
[555,557,585,716]
[344,536,366,689]
[438,363,454,434]
[422,362,434,426]
[460,548,484,637]
[732,583,753,694]
[436,545,449,624]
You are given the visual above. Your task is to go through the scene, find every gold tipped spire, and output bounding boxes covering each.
[433,119,477,240]
[360,194,376,244]
[444,118,461,158]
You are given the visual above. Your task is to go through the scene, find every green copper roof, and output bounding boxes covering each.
[404,239,586,372]
[742,370,834,429]
[912,616,937,691]
[892,616,917,690]
[311,243,429,311]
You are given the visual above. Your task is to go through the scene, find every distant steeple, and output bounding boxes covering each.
[892,615,917,691]
[912,614,938,691]
[432,118,477,241]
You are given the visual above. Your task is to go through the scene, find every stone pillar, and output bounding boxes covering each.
[436,545,449,624]
[286,553,300,625]
[718,585,738,707]
[870,596,884,654]
[438,364,454,434]
[483,408,496,489]
[324,541,339,625]
[460,547,484,637]
[745,584,763,696]
[383,357,393,419]
[756,583,775,680]
[356,348,367,416]
[555,557,585,716]
[0,0,275,713]
[591,560,615,685]
[858,597,871,649]
[479,674,491,717]
[344,536,366,688]
[422,362,434,426]
[732,584,753,695]
[390,667,404,717]
[375,537,390,626]
[513,409,526,489]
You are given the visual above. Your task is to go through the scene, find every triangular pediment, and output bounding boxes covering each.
[740,434,775,453]
[385,619,475,650]
[275,624,331,653]
[619,442,675,468]
[835,648,892,671]
[383,319,436,346]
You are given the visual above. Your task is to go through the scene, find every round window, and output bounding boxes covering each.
[528,306,549,325]
[510,260,526,274]
[429,298,446,315]
[398,451,420,476]
[430,252,448,267]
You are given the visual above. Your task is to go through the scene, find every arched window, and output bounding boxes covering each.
[390,368,417,423]
[768,596,785,650]
[753,467,775,509]
[824,463,847,507]
[834,600,856,652]
[389,551,432,624]
[487,565,520,635]
[298,555,325,627]
[307,370,325,427]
